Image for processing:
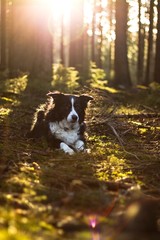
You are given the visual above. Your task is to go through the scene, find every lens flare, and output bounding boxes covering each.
[89,215,97,228]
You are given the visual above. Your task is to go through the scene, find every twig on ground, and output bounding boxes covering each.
[107,122,124,146]
[107,122,140,160]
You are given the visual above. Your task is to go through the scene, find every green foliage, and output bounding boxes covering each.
[88,62,107,88]
[0,75,28,95]
[0,229,30,240]
[149,81,160,91]
[52,64,80,92]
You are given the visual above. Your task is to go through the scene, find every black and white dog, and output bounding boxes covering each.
[28,92,93,155]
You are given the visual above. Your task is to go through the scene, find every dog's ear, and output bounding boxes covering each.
[80,95,93,102]
[79,95,93,106]
[47,92,64,101]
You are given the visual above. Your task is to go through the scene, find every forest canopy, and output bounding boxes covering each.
[0,0,160,88]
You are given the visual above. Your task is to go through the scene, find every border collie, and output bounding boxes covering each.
[28,92,93,155]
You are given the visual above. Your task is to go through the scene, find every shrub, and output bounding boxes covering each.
[52,64,80,92]
[88,62,107,88]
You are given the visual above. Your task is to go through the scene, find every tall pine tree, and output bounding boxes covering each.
[154,0,160,83]
[69,0,84,74]
[114,0,132,88]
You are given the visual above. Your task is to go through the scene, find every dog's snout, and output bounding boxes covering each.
[72,114,78,122]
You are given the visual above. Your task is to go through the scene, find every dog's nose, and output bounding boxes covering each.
[72,114,78,122]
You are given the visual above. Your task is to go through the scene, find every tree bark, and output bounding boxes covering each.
[137,0,145,84]
[69,0,84,74]
[8,0,52,79]
[154,0,160,83]
[96,0,103,68]
[60,14,65,65]
[91,0,96,62]
[0,0,6,70]
[144,0,154,86]
[114,0,132,88]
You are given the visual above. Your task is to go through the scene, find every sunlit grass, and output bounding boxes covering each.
[1,97,14,103]
[0,75,160,239]
[0,158,57,240]
[0,76,28,124]
[115,105,142,115]
[3,75,28,95]
[0,108,12,117]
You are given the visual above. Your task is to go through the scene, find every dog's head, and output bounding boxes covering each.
[47,92,93,123]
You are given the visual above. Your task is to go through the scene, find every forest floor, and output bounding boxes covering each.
[0,76,160,240]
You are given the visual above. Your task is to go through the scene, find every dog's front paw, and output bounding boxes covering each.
[60,142,75,155]
[75,140,85,152]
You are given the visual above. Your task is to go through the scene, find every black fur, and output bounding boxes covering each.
[27,92,93,151]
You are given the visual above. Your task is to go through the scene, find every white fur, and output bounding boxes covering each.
[75,140,85,152]
[49,120,80,145]
[60,142,74,155]
[49,120,85,154]
[49,97,86,154]
[67,98,79,123]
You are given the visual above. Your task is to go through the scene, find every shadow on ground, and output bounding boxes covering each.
[0,77,160,240]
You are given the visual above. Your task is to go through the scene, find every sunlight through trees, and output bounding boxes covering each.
[0,0,160,87]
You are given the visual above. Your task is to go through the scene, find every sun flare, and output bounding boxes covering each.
[47,0,72,21]
[52,0,71,16]
[39,0,95,24]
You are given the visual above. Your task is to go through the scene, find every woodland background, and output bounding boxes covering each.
[0,1,160,240]
[0,0,160,88]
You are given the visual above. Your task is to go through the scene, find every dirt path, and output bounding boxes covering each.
[0,78,160,239]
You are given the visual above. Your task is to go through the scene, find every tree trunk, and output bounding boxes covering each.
[107,0,114,78]
[91,0,96,62]
[137,0,145,84]
[0,0,6,70]
[154,0,160,83]
[144,0,154,86]
[8,0,52,79]
[114,0,132,88]
[96,0,103,68]
[69,0,84,74]
[82,22,90,81]
[60,14,65,65]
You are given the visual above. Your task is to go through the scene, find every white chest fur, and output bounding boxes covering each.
[49,120,80,146]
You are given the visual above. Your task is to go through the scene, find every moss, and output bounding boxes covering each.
[0,77,160,239]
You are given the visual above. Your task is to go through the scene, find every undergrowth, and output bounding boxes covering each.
[0,76,160,239]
